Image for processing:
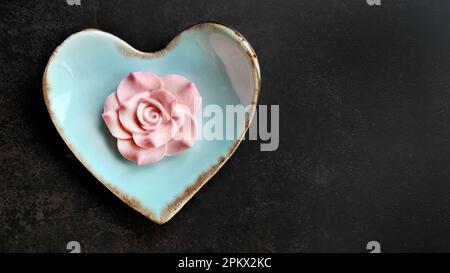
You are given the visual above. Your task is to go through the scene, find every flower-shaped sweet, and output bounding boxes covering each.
[102,72,201,165]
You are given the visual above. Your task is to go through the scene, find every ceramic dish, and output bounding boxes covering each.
[43,22,260,224]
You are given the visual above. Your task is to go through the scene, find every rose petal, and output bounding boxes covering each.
[133,120,176,149]
[117,139,166,165]
[151,89,177,117]
[118,92,148,134]
[117,72,162,102]
[136,103,162,130]
[161,74,201,114]
[102,112,132,139]
[141,97,170,121]
[102,93,131,139]
[103,92,120,112]
[171,104,186,130]
[118,91,168,134]
[166,110,197,156]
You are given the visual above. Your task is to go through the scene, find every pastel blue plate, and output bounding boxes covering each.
[43,23,260,224]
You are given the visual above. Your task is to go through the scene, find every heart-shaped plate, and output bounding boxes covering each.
[43,22,260,224]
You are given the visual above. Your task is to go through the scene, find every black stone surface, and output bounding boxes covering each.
[1,0,450,252]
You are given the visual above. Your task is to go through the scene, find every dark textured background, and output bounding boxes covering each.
[1,0,450,252]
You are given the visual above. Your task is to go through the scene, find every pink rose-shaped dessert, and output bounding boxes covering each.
[102,72,201,165]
